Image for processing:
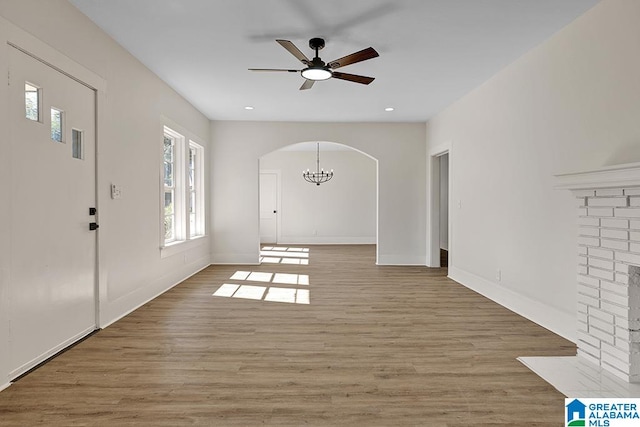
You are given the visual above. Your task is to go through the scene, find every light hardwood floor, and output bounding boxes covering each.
[0,245,575,426]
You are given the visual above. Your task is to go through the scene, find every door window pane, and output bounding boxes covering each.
[25,83,40,121]
[72,129,83,159]
[51,108,63,142]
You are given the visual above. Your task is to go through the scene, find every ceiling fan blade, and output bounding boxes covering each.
[300,79,315,90]
[249,68,300,72]
[328,47,379,69]
[332,72,375,85]
[276,39,310,65]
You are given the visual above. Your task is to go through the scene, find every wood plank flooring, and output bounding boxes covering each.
[0,245,575,426]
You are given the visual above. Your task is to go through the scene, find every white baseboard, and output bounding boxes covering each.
[9,325,95,380]
[210,252,259,265]
[0,382,10,392]
[101,257,210,328]
[376,254,427,266]
[278,236,376,245]
[448,266,576,343]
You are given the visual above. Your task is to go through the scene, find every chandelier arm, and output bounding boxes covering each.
[302,142,334,186]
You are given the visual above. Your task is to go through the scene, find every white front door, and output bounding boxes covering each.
[259,172,278,244]
[8,47,97,378]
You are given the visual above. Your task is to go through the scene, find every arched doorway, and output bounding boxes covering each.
[259,140,378,260]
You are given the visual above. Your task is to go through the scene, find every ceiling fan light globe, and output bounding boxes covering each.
[301,67,332,81]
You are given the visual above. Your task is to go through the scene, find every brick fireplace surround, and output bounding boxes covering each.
[556,162,640,383]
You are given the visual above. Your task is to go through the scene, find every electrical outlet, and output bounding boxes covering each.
[457,200,462,209]
[496,269,502,282]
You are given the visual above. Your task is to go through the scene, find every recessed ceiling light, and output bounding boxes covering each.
[244,106,254,110]
[384,107,395,112]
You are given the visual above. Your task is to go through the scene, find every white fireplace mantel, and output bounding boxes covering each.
[555,161,640,190]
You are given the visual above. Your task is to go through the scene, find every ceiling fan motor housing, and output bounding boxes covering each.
[309,37,325,52]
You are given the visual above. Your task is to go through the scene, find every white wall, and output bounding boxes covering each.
[260,148,376,244]
[425,0,640,341]
[211,121,426,265]
[0,0,211,386]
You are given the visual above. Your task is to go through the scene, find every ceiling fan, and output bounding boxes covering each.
[249,38,379,90]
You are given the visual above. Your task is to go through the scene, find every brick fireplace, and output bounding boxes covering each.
[556,162,640,383]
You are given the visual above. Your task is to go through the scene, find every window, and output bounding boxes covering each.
[162,126,205,247]
[51,108,63,142]
[72,129,83,159]
[25,82,40,121]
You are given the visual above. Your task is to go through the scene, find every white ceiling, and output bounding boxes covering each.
[69,0,599,123]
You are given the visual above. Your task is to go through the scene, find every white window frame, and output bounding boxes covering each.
[188,141,205,238]
[161,125,206,255]
[163,126,185,245]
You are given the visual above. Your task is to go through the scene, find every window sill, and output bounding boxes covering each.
[160,235,207,259]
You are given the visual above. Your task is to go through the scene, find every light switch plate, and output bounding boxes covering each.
[111,184,122,199]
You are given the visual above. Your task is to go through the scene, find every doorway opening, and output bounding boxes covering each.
[259,141,378,261]
[439,153,449,268]
[428,143,452,269]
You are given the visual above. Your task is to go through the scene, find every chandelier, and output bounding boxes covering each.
[303,142,334,186]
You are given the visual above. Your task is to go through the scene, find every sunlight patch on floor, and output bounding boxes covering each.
[264,287,309,304]
[230,271,250,280]
[213,284,310,305]
[212,283,239,297]
[229,271,309,286]
[231,285,266,300]
[213,248,312,305]
[261,250,308,258]
[260,257,281,263]
[273,273,309,285]
[260,247,310,264]
[280,258,309,265]
[247,272,273,282]
[262,246,309,253]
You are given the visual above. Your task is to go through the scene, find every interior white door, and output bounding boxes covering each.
[8,47,96,378]
[259,173,278,244]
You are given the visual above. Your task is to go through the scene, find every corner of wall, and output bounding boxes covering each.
[376,254,427,266]
[100,255,211,328]
[210,252,260,265]
[448,265,576,343]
